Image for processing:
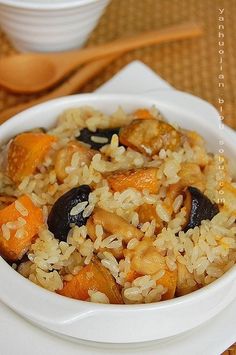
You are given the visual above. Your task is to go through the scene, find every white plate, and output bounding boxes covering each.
[0,60,235,354]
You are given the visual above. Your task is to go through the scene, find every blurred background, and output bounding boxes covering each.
[0,0,235,127]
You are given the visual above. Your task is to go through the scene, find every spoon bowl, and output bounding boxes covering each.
[0,22,203,94]
[0,55,57,93]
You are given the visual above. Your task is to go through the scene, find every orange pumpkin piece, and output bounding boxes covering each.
[125,270,141,283]
[7,132,57,183]
[137,203,163,232]
[157,269,177,300]
[133,108,155,120]
[0,195,43,261]
[58,259,123,304]
[106,168,160,194]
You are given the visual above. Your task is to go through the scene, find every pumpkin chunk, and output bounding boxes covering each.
[7,132,56,183]
[0,195,43,261]
[106,168,160,194]
[58,258,123,304]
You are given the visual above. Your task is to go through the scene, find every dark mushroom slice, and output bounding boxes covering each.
[76,127,120,150]
[47,185,92,242]
[183,186,219,232]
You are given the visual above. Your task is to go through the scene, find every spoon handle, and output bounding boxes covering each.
[0,54,119,124]
[52,22,203,72]
[0,21,203,94]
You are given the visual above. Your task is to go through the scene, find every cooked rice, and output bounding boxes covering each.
[14,200,29,217]
[0,105,235,305]
[1,224,10,240]
[88,290,110,304]
[15,228,28,239]
[91,136,109,144]
[70,201,88,216]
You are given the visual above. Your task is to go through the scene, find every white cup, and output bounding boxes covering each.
[0,0,110,52]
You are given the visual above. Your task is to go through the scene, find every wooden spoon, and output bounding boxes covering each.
[0,54,119,124]
[0,22,203,94]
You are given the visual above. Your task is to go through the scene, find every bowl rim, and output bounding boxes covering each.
[0,92,235,323]
[1,255,236,314]
[0,0,106,11]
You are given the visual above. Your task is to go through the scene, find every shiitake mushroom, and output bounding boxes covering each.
[183,186,219,232]
[47,185,92,242]
[76,127,120,150]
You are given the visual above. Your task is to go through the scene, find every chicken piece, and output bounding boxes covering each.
[119,119,181,156]
[125,239,177,300]
[185,131,209,167]
[126,239,166,275]
[87,207,143,244]
[55,141,96,182]
[86,216,123,259]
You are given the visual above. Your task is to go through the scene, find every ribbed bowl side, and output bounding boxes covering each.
[0,0,109,52]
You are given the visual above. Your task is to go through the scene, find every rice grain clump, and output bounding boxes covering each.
[0,105,235,305]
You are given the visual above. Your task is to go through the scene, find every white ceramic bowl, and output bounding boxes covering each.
[0,0,110,52]
[0,93,235,344]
